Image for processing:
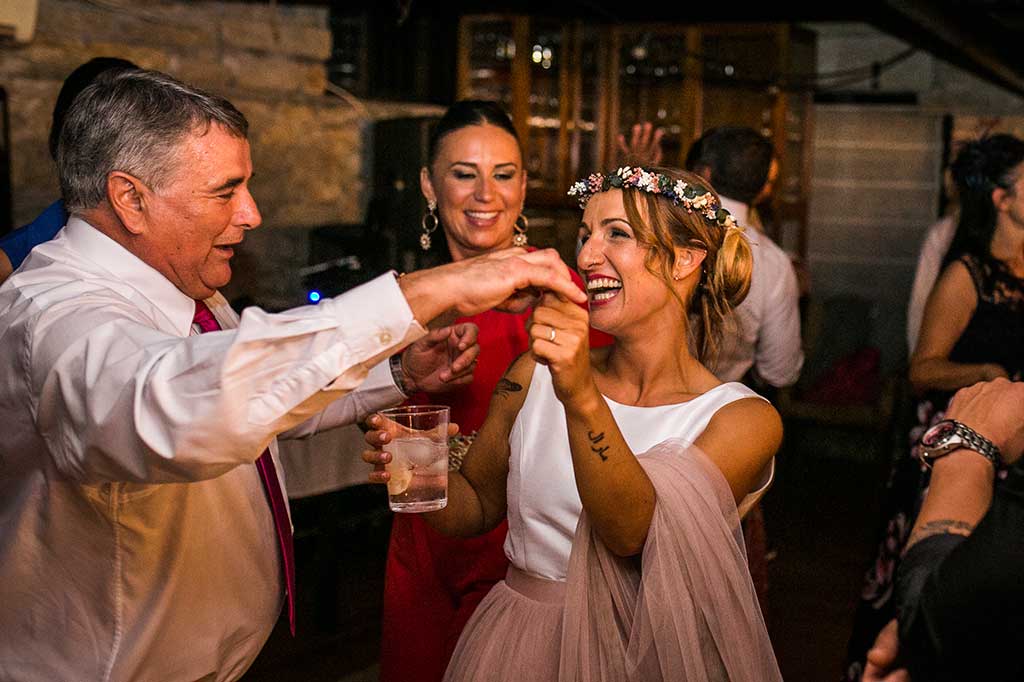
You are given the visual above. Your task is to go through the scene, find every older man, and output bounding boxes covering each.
[0,69,583,681]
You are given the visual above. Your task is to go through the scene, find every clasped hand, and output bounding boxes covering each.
[528,292,594,405]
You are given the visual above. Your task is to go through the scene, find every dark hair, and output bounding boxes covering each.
[685,127,773,205]
[945,134,1024,264]
[426,99,520,167]
[58,69,248,212]
[49,57,139,161]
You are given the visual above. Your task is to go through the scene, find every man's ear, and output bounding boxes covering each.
[673,246,707,281]
[107,171,148,235]
[693,164,713,184]
[993,186,1011,213]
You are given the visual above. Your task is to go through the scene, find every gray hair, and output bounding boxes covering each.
[57,68,249,212]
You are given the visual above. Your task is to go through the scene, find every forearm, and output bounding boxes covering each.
[280,360,405,439]
[34,275,424,483]
[421,471,497,537]
[754,274,804,388]
[398,267,455,326]
[898,475,1024,681]
[909,357,1001,393]
[563,387,655,556]
[905,450,994,551]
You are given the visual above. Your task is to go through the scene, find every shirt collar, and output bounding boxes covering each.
[718,195,750,229]
[64,217,197,337]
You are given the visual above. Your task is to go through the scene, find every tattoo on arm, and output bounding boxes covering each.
[907,519,975,549]
[587,430,610,462]
[493,378,522,398]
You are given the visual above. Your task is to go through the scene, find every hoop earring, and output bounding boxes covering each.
[421,200,438,251]
[512,213,529,247]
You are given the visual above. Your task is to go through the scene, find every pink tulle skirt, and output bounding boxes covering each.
[444,439,782,682]
[443,566,566,681]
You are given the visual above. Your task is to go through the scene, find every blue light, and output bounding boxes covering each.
[308,290,322,303]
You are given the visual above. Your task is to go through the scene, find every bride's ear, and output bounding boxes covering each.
[672,246,706,281]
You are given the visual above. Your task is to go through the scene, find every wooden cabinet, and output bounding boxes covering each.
[457,17,816,260]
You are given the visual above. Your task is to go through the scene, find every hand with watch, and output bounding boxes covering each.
[918,378,1024,469]
[917,419,1003,469]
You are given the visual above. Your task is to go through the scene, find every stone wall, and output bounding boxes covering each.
[0,0,441,308]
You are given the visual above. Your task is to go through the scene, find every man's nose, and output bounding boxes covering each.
[236,189,262,230]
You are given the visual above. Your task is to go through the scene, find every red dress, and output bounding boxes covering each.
[380,275,612,682]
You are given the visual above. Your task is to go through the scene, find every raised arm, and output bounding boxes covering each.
[20,274,424,484]
[528,293,656,556]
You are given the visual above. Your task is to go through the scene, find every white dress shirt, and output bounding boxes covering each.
[714,197,804,387]
[0,217,420,681]
[906,214,957,355]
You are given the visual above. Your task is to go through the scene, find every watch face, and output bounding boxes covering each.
[922,421,957,447]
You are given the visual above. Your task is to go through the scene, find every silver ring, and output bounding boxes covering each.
[548,327,557,342]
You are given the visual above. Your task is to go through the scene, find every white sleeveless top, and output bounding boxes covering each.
[504,363,775,581]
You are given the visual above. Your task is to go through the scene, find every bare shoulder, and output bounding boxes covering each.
[698,396,782,459]
[934,259,975,297]
[696,395,782,500]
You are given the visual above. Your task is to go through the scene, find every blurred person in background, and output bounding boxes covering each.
[685,126,804,609]
[844,134,1024,680]
[0,57,138,284]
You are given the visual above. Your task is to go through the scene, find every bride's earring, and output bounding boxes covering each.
[421,200,438,251]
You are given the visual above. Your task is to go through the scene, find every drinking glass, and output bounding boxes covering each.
[377,405,449,513]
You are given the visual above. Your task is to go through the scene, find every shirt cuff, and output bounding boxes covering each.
[319,272,427,393]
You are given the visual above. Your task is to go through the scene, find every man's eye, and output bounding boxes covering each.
[218,192,235,200]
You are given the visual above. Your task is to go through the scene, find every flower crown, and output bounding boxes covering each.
[567,166,738,230]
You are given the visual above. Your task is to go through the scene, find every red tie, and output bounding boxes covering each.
[192,300,297,635]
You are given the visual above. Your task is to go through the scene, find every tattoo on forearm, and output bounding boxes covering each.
[587,431,610,461]
[493,378,522,398]
[907,519,975,548]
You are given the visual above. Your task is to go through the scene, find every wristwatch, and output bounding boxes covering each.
[917,419,1003,469]
[389,353,410,395]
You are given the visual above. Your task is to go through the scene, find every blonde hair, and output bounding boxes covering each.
[619,166,753,365]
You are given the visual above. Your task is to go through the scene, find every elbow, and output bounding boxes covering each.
[598,514,653,557]
[908,362,928,394]
[605,534,647,558]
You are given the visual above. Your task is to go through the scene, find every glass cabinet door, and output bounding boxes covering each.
[611,27,693,166]
[458,16,516,107]
[523,19,566,196]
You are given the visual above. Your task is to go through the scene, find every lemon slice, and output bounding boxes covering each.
[386,458,414,496]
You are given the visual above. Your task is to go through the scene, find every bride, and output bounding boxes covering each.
[366,166,783,681]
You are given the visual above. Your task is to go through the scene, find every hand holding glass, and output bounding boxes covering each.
[377,405,449,512]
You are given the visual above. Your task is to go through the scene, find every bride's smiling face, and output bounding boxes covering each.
[576,190,674,334]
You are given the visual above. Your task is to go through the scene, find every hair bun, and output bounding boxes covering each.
[712,226,753,309]
[951,139,992,191]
